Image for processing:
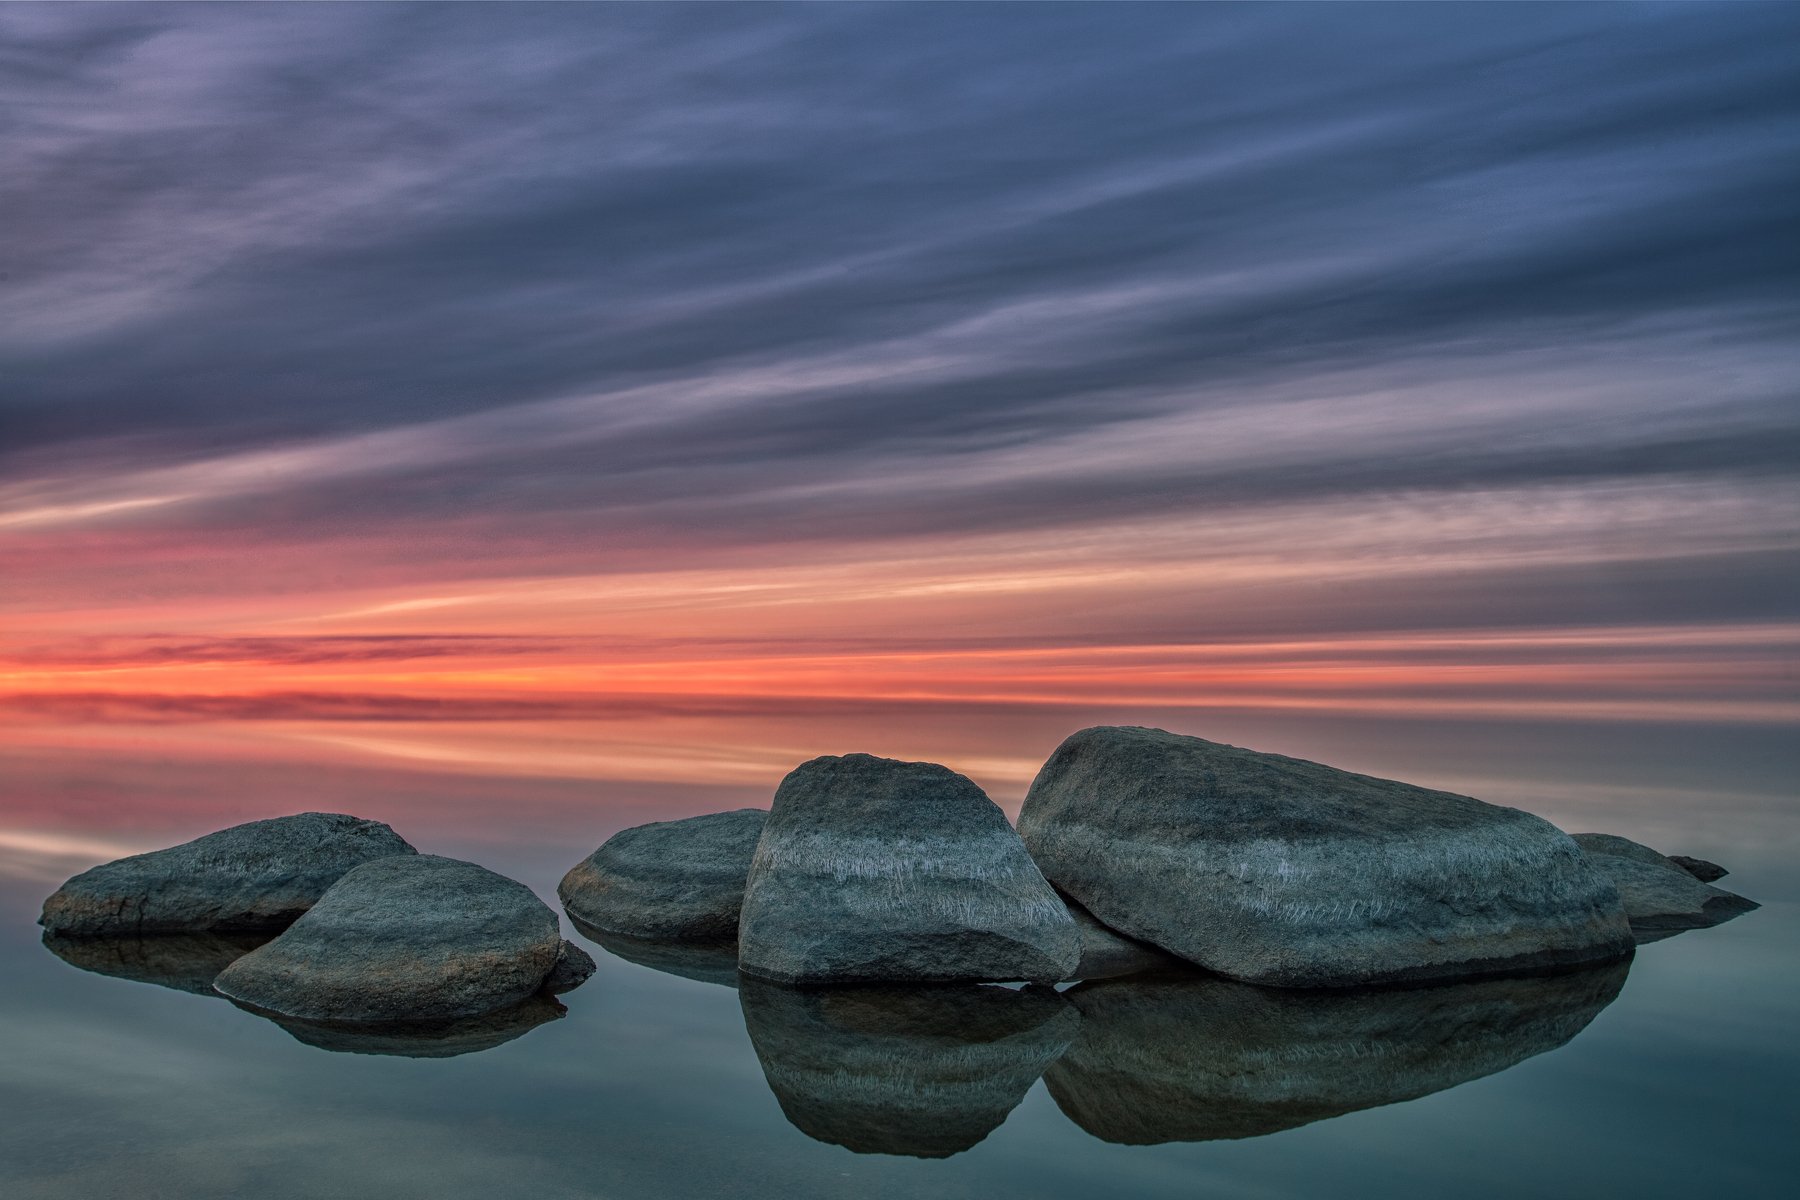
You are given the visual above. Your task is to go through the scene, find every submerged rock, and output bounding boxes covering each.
[214,855,579,1022]
[1063,895,1183,981]
[1667,854,1729,883]
[740,979,1078,1157]
[738,753,1079,985]
[42,929,272,997]
[570,914,742,988]
[558,809,765,940]
[1571,833,1758,942]
[1017,726,1633,988]
[1046,960,1629,1144]
[40,812,417,936]
[235,992,568,1058]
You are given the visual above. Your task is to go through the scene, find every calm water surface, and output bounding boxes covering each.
[3,714,1795,1199]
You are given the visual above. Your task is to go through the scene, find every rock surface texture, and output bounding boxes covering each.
[740,980,1078,1157]
[737,753,1079,985]
[1017,726,1634,988]
[1667,854,1729,883]
[39,812,417,937]
[1046,960,1628,1144]
[214,855,577,1022]
[558,809,766,940]
[1571,833,1757,942]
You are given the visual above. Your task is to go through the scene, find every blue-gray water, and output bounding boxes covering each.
[3,719,1797,1200]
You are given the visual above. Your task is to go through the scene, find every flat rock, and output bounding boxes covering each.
[570,915,741,988]
[740,979,1078,1157]
[1018,727,1633,988]
[214,855,576,1022]
[235,993,568,1058]
[558,809,765,940]
[40,812,417,936]
[738,753,1079,985]
[1571,833,1758,941]
[1063,894,1183,981]
[42,930,272,997]
[1046,960,1628,1144]
[1668,854,1728,883]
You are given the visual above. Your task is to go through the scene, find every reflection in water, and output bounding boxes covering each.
[229,993,569,1058]
[42,928,569,1058]
[570,914,741,988]
[42,929,273,996]
[740,979,1078,1158]
[1046,960,1631,1144]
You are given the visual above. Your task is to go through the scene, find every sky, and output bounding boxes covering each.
[2,3,1797,855]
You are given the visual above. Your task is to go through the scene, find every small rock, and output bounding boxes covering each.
[544,941,597,994]
[738,753,1079,985]
[558,809,765,940]
[740,979,1078,1157]
[214,855,576,1022]
[1018,727,1633,988]
[1668,854,1729,883]
[1571,833,1758,941]
[40,812,417,936]
[1063,894,1183,981]
[1046,959,1628,1144]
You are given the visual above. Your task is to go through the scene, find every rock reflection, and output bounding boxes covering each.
[229,993,568,1058]
[569,914,741,988]
[42,930,272,996]
[1046,959,1630,1144]
[740,979,1078,1158]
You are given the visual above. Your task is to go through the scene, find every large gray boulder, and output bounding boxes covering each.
[1045,959,1628,1144]
[1017,727,1633,988]
[1571,833,1758,942]
[558,809,765,940]
[738,753,1079,985]
[39,812,417,936]
[740,980,1078,1157]
[214,855,580,1022]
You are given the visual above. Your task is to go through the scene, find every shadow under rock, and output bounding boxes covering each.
[569,913,742,988]
[227,992,569,1058]
[1046,958,1631,1144]
[42,929,273,996]
[739,978,1079,1158]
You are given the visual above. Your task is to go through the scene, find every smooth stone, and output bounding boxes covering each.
[558,809,765,940]
[214,855,573,1022]
[739,979,1078,1158]
[1045,960,1629,1144]
[233,993,568,1058]
[40,812,417,936]
[570,914,741,988]
[1018,726,1634,988]
[738,753,1079,985]
[42,930,273,997]
[1063,894,1183,981]
[1668,854,1729,883]
[1571,833,1758,941]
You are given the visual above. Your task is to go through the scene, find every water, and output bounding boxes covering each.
[3,715,1796,1199]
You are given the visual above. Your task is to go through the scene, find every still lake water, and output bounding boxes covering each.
[2,711,1795,1199]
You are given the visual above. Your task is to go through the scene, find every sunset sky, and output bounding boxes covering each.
[3,4,1796,864]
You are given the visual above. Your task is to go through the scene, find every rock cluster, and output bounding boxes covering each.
[42,814,587,1042]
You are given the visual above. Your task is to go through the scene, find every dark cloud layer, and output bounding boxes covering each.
[2,2,1796,634]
